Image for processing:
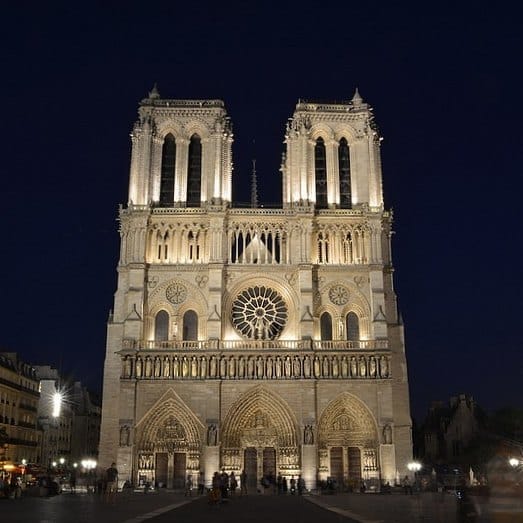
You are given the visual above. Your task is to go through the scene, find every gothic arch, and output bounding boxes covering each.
[155,120,184,140]
[317,392,378,448]
[184,120,211,140]
[309,124,335,141]
[135,388,204,453]
[333,125,358,144]
[221,386,299,448]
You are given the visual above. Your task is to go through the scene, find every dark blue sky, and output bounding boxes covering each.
[2,2,522,420]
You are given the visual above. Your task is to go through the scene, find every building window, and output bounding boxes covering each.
[154,310,169,342]
[338,137,351,208]
[160,134,176,207]
[315,137,328,209]
[183,310,198,341]
[320,312,333,341]
[187,134,202,206]
[346,312,360,341]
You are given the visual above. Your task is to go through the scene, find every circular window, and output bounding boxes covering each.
[329,285,349,306]
[231,286,288,340]
[166,283,187,304]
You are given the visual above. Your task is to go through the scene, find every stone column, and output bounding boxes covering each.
[301,444,317,491]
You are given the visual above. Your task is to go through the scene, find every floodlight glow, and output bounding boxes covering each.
[509,458,520,467]
[52,392,63,418]
[407,461,422,472]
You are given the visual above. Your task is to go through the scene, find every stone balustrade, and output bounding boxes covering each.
[122,339,388,351]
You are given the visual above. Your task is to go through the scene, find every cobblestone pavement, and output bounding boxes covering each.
[1,489,522,523]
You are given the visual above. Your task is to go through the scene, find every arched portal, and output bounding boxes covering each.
[317,393,379,488]
[221,386,299,488]
[135,390,203,489]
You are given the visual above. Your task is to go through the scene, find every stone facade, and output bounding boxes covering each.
[99,88,413,489]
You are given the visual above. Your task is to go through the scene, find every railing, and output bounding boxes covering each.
[122,339,389,351]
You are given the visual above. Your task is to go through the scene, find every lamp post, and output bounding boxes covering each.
[407,461,422,492]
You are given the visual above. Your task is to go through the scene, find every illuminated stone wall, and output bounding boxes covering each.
[99,89,413,490]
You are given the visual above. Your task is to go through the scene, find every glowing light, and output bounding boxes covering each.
[52,392,63,418]
[59,457,65,465]
[407,461,422,472]
[81,459,97,470]
[52,461,57,467]
[509,458,520,467]
[21,459,27,466]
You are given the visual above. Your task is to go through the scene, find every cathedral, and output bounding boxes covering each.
[99,87,412,490]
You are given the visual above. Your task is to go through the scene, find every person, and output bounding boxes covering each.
[70,469,77,494]
[240,469,247,496]
[277,474,283,494]
[197,471,205,495]
[209,471,221,505]
[229,472,238,496]
[297,475,305,495]
[282,477,288,494]
[184,475,193,497]
[290,476,296,494]
[105,462,118,503]
[219,470,229,499]
[402,475,412,495]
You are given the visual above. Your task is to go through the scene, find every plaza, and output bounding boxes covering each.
[3,487,521,523]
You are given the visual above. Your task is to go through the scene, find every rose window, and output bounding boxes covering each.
[329,285,349,306]
[166,283,187,304]
[231,286,288,340]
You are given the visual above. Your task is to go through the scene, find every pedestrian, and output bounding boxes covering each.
[402,475,412,495]
[282,476,288,494]
[198,471,205,495]
[104,462,118,503]
[230,472,238,496]
[70,469,77,494]
[277,474,283,494]
[290,476,296,494]
[220,469,229,499]
[184,475,193,496]
[240,469,248,495]
[297,475,305,495]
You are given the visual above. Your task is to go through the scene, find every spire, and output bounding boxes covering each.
[352,87,363,106]
[250,159,259,208]
[148,83,160,99]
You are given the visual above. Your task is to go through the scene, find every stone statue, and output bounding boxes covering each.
[304,424,314,445]
[207,424,218,446]
[383,424,392,444]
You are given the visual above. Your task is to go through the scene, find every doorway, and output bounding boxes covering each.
[244,447,258,489]
[173,452,186,488]
[156,453,168,487]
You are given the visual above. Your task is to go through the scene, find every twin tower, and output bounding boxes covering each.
[99,88,412,490]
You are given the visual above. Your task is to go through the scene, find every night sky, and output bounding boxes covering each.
[2,2,522,421]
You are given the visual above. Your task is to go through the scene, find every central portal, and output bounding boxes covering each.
[244,446,276,488]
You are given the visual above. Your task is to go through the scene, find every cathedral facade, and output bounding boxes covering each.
[99,88,412,490]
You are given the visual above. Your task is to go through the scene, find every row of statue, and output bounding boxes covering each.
[122,353,390,380]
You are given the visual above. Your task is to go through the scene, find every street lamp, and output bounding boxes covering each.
[509,458,520,468]
[408,461,422,492]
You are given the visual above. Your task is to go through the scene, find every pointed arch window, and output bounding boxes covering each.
[315,137,328,209]
[346,312,360,342]
[160,134,176,207]
[154,310,169,342]
[183,310,198,341]
[338,137,351,208]
[187,134,202,206]
[320,312,333,341]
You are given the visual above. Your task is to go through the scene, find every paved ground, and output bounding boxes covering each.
[1,488,522,523]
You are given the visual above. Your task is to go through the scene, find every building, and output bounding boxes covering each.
[422,394,479,463]
[0,352,41,467]
[34,365,74,467]
[99,88,412,489]
[70,381,101,463]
